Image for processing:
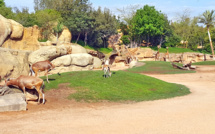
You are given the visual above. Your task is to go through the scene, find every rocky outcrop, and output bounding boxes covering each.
[70,44,87,54]
[51,53,94,73]
[0,92,26,112]
[0,14,12,46]
[0,14,40,51]
[93,57,102,69]
[9,19,24,39]
[2,25,40,51]
[135,48,154,60]
[49,27,72,45]
[158,52,212,63]
[0,48,31,78]
[28,45,72,64]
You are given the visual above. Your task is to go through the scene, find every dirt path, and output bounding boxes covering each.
[1,70,215,134]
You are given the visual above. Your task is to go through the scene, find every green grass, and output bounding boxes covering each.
[192,61,215,65]
[97,47,113,54]
[43,70,190,102]
[72,40,113,54]
[126,61,196,74]
[150,47,196,53]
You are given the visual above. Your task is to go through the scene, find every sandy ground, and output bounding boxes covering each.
[1,65,215,134]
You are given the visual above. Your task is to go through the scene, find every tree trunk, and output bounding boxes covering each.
[147,34,149,47]
[159,35,163,47]
[56,33,59,45]
[84,32,88,46]
[207,27,214,58]
[76,32,81,44]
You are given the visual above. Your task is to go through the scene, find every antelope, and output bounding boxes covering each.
[102,65,112,78]
[102,59,112,78]
[155,45,161,61]
[164,47,170,61]
[29,60,55,83]
[5,75,45,104]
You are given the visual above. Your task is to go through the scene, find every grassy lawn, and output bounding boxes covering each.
[43,70,190,102]
[192,61,215,65]
[150,47,197,53]
[126,61,196,74]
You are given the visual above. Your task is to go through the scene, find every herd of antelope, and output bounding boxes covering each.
[1,58,112,105]
[1,60,55,104]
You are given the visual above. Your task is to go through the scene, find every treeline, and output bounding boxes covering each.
[0,0,118,48]
[0,0,215,54]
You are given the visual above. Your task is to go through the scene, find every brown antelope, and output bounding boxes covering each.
[30,60,55,83]
[155,45,161,61]
[164,47,170,61]
[5,75,45,104]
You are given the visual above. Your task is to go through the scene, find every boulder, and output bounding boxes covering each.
[71,44,87,54]
[0,14,12,46]
[28,45,72,64]
[135,48,154,60]
[49,27,72,45]
[52,53,94,67]
[58,27,72,44]
[9,19,24,39]
[51,53,94,73]
[0,93,26,112]
[39,40,52,46]
[2,25,40,51]
[93,57,102,69]
[0,48,31,78]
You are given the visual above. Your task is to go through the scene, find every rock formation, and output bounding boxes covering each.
[28,45,72,64]
[0,48,31,78]
[48,27,72,45]
[51,53,94,73]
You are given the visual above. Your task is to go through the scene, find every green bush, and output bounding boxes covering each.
[121,35,130,45]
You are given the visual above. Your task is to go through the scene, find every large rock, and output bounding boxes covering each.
[0,48,31,78]
[0,14,12,46]
[71,44,87,54]
[93,57,102,69]
[51,53,94,73]
[49,27,72,45]
[135,48,154,60]
[2,25,40,51]
[9,19,24,39]
[0,93,26,112]
[28,45,72,64]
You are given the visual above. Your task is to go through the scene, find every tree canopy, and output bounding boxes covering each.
[0,0,215,53]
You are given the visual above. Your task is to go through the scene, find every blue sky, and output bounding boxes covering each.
[4,0,215,21]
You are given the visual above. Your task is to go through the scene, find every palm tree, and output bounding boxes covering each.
[199,10,215,58]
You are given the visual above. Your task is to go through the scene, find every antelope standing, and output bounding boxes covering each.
[102,59,112,78]
[155,45,161,61]
[5,75,45,104]
[29,60,55,83]
[164,47,170,61]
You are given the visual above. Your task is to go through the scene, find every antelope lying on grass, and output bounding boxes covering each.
[5,75,45,104]
[30,60,55,83]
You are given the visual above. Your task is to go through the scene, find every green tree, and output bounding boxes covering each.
[53,21,64,43]
[131,5,166,47]
[13,7,37,27]
[0,0,5,7]
[0,0,14,19]
[35,9,62,39]
[89,7,118,47]
[199,10,215,57]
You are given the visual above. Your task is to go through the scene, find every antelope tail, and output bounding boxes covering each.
[29,64,35,76]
